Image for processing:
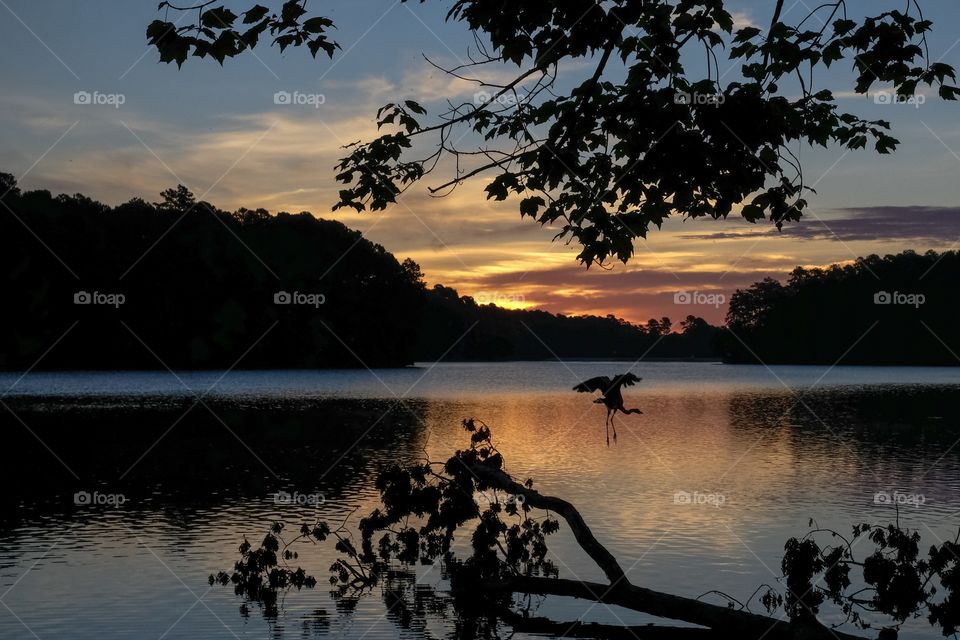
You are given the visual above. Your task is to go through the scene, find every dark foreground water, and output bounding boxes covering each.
[1,362,959,639]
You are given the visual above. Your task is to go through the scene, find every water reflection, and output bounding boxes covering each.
[1,371,959,638]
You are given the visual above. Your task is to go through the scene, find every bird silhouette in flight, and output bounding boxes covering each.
[573,373,643,445]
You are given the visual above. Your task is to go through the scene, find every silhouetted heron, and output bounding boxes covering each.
[573,373,643,444]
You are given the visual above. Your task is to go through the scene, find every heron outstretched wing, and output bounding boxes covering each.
[615,373,641,389]
[573,376,613,393]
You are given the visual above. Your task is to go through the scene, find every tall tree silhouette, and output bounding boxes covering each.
[156,184,197,213]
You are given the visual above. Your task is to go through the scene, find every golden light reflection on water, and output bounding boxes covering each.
[415,389,957,592]
[3,380,960,639]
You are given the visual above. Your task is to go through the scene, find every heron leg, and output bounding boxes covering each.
[605,409,611,446]
[611,410,618,442]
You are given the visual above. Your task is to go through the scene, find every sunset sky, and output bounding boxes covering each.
[2,0,959,324]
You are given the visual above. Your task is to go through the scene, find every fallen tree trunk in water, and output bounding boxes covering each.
[498,608,718,639]
[487,576,867,640]
[469,463,871,640]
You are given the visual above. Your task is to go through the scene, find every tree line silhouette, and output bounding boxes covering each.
[0,174,719,370]
[722,250,960,365]
[418,284,721,361]
[9,175,953,369]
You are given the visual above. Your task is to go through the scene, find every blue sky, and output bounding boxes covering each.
[2,0,959,323]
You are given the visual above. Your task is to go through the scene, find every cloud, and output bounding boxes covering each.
[343,58,552,109]
[831,85,937,100]
[730,11,759,30]
[0,95,76,132]
[434,262,790,324]
[799,206,960,243]
[474,266,760,290]
[677,206,960,244]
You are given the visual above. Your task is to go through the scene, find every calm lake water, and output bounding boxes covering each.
[2,362,960,639]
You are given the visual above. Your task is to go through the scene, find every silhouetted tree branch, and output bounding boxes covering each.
[210,420,960,639]
[465,461,626,584]
[148,1,958,266]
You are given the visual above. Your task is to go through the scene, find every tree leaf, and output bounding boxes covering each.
[243,5,270,24]
[201,7,238,29]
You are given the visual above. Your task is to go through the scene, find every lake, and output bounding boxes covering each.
[2,362,959,639]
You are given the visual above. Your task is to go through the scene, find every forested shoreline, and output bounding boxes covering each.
[0,175,720,369]
[5,175,956,369]
[722,250,960,365]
